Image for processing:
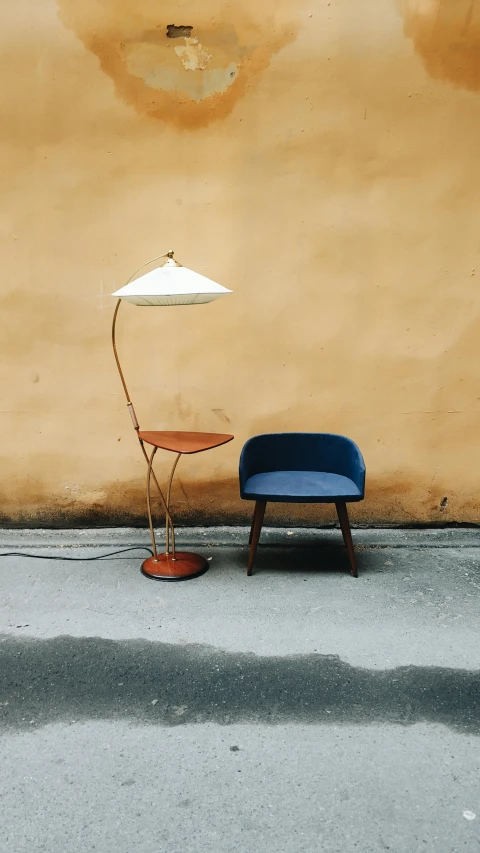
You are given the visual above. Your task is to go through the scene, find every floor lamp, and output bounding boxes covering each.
[111,250,233,581]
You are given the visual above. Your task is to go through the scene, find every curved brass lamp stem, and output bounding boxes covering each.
[146,446,158,559]
[111,251,177,561]
[166,453,181,558]
[112,298,133,395]
[111,250,173,428]
[138,438,175,554]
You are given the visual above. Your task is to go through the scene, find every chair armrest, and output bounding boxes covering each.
[346,442,366,495]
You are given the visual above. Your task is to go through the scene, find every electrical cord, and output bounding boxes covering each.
[0,547,154,561]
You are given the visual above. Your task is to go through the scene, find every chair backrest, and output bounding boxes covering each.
[239,432,366,493]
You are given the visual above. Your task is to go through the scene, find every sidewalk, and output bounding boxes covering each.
[0,527,479,852]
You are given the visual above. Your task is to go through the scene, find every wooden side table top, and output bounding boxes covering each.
[138,430,234,454]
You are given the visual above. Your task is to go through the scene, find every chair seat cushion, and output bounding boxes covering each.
[242,470,362,503]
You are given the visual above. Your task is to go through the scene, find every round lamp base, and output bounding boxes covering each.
[141,552,209,582]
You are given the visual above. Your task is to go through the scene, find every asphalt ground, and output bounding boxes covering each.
[0,527,479,852]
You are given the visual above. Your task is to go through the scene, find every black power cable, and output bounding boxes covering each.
[0,547,154,561]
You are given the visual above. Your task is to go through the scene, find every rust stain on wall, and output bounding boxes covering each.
[56,0,304,128]
[0,470,474,529]
[401,0,480,91]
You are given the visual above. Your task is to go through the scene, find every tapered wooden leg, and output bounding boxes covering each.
[335,501,358,578]
[248,505,257,545]
[247,501,266,576]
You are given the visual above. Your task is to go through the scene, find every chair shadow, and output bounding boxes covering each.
[248,541,363,575]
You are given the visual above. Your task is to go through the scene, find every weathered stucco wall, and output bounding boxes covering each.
[1,0,480,527]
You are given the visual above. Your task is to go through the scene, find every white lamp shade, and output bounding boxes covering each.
[112,258,232,306]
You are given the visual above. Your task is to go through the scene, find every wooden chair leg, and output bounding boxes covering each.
[247,501,266,576]
[335,501,358,578]
[248,505,257,545]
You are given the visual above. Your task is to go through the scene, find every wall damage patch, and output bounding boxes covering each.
[174,38,212,72]
[166,24,193,39]
[55,0,306,128]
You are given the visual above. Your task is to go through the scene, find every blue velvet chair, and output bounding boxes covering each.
[239,433,366,577]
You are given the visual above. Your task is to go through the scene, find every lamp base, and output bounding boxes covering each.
[141,552,209,582]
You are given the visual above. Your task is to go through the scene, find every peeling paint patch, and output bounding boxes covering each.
[174,38,212,72]
[125,42,237,103]
[55,0,307,128]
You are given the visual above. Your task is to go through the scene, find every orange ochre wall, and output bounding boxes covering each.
[1,0,480,527]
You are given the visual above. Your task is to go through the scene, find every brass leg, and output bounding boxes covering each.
[335,500,358,578]
[166,453,181,558]
[138,441,208,582]
[139,438,175,544]
[247,501,266,576]
[146,446,158,560]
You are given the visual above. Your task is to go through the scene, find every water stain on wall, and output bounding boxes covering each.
[0,469,469,528]
[56,0,304,128]
[401,0,480,91]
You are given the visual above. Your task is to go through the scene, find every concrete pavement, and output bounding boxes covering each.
[0,527,479,852]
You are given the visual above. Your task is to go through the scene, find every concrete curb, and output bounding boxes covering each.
[1,526,480,550]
